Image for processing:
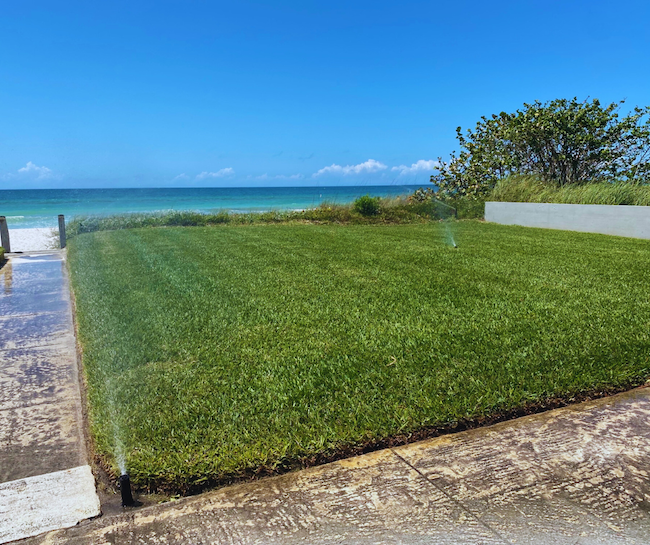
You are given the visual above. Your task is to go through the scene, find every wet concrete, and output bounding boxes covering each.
[25,387,650,544]
[0,252,88,482]
[0,251,100,543]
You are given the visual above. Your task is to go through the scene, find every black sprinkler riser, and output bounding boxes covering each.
[119,474,136,507]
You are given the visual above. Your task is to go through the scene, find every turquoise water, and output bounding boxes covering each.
[0,185,422,229]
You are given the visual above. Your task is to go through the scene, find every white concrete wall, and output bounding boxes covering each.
[485,202,650,240]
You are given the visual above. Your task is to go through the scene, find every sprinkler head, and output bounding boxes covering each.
[119,474,137,507]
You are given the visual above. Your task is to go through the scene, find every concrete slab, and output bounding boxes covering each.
[0,252,88,484]
[0,398,86,483]
[1,255,67,296]
[0,344,79,410]
[0,313,72,351]
[0,465,100,544]
[24,388,650,545]
[0,251,99,542]
[0,292,69,317]
[394,389,650,544]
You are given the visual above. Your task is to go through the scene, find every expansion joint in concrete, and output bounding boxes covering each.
[390,448,510,544]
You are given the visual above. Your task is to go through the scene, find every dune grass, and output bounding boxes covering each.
[65,197,453,237]
[67,222,650,492]
[490,175,650,205]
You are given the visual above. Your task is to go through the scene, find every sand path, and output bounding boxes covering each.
[5,228,58,252]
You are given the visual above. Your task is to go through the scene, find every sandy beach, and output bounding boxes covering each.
[6,228,59,252]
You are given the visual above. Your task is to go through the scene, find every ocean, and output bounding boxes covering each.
[0,185,423,229]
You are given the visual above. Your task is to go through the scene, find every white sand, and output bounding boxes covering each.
[6,228,59,252]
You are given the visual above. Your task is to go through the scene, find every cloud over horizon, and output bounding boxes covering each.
[196,168,235,180]
[313,159,388,177]
[391,159,439,175]
[2,161,57,181]
[255,173,304,181]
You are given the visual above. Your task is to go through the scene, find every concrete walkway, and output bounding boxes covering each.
[25,387,650,544]
[0,252,100,543]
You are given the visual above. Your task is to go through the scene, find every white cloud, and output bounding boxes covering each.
[256,173,304,181]
[196,168,235,180]
[172,173,189,181]
[2,161,56,181]
[313,159,388,177]
[391,159,439,175]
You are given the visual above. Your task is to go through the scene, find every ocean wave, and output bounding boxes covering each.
[6,216,25,219]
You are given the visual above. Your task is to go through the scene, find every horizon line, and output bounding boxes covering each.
[0,183,429,191]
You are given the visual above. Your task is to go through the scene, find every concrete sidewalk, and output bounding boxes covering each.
[26,387,650,544]
[0,252,100,543]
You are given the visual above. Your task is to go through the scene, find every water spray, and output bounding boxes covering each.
[433,199,457,219]
[443,220,458,248]
[119,474,137,507]
[431,199,458,248]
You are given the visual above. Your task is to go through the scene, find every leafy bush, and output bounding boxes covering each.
[353,195,381,216]
[432,98,650,199]
[407,187,484,219]
[408,187,436,203]
[445,197,484,219]
[0,247,4,263]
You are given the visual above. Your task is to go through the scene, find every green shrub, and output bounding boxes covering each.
[353,195,381,216]
[407,188,483,220]
[0,247,4,263]
[445,197,484,219]
[432,98,650,198]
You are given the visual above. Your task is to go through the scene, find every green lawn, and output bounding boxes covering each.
[67,222,650,491]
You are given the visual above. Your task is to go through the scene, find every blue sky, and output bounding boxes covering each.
[1,0,649,189]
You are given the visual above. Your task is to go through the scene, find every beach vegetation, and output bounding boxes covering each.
[64,196,457,237]
[489,175,650,205]
[68,222,650,493]
[352,194,381,216]
[407,188,485,219]
[432,98,650,199]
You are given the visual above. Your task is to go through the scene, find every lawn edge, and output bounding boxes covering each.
[97,381,649,497]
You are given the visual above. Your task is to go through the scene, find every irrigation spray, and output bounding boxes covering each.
[103,371,140,506]
[445,222,457,248]
[433,199,458,248]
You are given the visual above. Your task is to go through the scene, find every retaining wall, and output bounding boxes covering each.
[485,202,650,240]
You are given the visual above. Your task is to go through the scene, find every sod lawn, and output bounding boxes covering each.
[67,221,650,491]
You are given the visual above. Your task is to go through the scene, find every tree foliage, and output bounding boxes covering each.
[431,98,650,198]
